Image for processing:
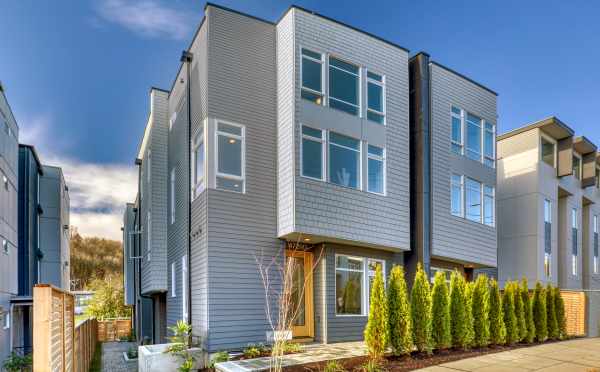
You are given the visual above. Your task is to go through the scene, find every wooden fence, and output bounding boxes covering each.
[97,318,132,342]
[33,284,98,372]
[560,290,586,336]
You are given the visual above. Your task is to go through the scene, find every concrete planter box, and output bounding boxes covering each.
[122,352,137,362]
[138,344,204,372]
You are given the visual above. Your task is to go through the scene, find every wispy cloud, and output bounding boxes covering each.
[95,0,194,40]
[19,115,137,241]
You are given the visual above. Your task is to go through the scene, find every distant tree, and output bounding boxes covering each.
[70,230,123,290]
[85,276,131,320]
[411,263,432,353]
[472,275,490,347]
[532,282,547,342]
[513,280,527,342]
[488,279,506,345]
[553,286,567,339]
[546,284,559,340]
[387,265,412,356]
[449,271,469,349]
[431,271,451,349]
[503,282,518,344]
[364,265,388,360]
[521,278,535,343]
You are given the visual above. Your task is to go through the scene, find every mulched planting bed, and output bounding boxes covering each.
[284,340,565,372]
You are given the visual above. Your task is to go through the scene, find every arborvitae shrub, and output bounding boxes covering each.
[431,271,451,350]
[513,280,527,342]
[502,282,518,344]
[521,278,535,343]
[488,279,506,345]
[546,283,558,340]
[471,275,490,347]
[364,265,388,360]
[387,265,412,356]
[532,282,547,342]
[464,282,475,348]
[553,286,567,339]
[411,263,432,353]
[449,271,468,349]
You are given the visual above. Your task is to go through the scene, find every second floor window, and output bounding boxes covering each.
[465,178,482,222]
[483,185,495,226]
[367,145,384,194]
[484,122,495,167]
[301,126,324,180]
[329,132,360,189]
[451,174,463,217]
[301,48,324,105]
[216,122,245,193]
[367,71,385,124]
[329,57,360,116]
[466,113,482,162]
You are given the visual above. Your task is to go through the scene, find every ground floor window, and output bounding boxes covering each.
[335,255,385,316]
[430,266,453,283]
[544,252,551,277]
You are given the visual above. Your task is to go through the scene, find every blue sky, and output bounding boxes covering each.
[1,0,599,238]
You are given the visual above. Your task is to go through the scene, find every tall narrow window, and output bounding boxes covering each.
[572,208,578,276]
[484,121,495,168]
[182,255,188,321]
[451,107,463,155]
[147,211,151,261]
[573,154,582,180]
[170,168,176,224]
[301,48,324,104]
[329,132,360,189]
[541,136,555,167]
[544,199,552,277]
[596,167,600,188]
[169,111,177,131]
[216,122,245,192]
[329,57,360,116]
[594,215,599,274]
[335,255,364,315]
[192,131,205,198]
[367,71,385,124]
[301,126,324,180]
[367,145,384,194]
[483,185,495,226]
[466,113,482,161]
[451,174,463,217]
[171,262,176,298]
[465,178,482,222]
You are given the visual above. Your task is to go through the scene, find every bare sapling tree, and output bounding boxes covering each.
[256,238,323,372]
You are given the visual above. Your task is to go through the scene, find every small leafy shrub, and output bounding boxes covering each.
[2,352,32,372]
[488,278,506,345]
[127,346,138,359]
[364,265,388,360]
[472,275,490,347]
[502,281,518,345]
[387,265,412,356]
[521,278,535,343]
[546,283,559,340]
[513,280,527,342]
[119,335,129,342]
[360,359,384,372]
[208,351,229,369]
[165,320,196,372]
[243,344,264,359]
[411,263,432,353]
[554,286,567,339]
[282,342,303,354]
[323,360,346,372]
[532,282,547,342]
[431,271,451,349]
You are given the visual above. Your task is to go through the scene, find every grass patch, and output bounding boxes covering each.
[89,342,102,372]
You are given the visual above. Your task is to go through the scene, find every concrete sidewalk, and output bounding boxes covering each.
[419,338,600,371]
[101,342,137,372]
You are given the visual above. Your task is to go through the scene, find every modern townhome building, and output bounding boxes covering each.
[124,3,498,352]
[0,81,20,363]
[497,117,600,336]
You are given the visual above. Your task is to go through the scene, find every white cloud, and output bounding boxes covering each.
[95,0,194,40]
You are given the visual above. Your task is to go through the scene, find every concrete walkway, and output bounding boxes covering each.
[101,342,138,372]
[419,338,600,371]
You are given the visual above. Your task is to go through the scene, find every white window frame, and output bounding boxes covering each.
[573,152,582,180]
[572,254,578,276]
[328,131,362,190]
[3,311,9,330]
[327,55,361,117]
[572,207,578,276]
[451,107,464,155]
[484,121,496,168]
[366,70,385,125]
[572,208,578,229]
[544,252,551,278]
[147,211,151,261]
[182,255,188,322]
[366,144,385,195]
[170,168,176,224]
[192,130,205,198]
[483,185,495,227]
[214,120,245,193]
[430,266,453,283]
[540,133,557,168]
[451,174,464,217]
[465,177,483,223]
[595,215,599,274]
[171,262,176,298]
[335,254,366,317]
[300,125,326,181]
[300,47,325,104]
[465,112,482,162]
[544,199,552,223]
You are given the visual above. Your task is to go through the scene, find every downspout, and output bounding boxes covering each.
[180,50,194,347]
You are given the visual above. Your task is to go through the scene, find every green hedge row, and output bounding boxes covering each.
[364,264,567,358]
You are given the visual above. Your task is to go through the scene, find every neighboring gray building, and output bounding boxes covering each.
[125,3,499,351]
[123,203,135,306]
[0,82,19,363]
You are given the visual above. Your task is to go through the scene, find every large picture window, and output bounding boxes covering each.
[301,48,324,105]
[466,113,482,161]
[451,107,463,155]
[367,71,385,124]
[465,178,482,222]
[329,57,360,116]
[192,131,205,198]
[451,174,463,217]
[216,122,245,192]
[301,126,324,180]
[367,145,384,194]
[335,255,363,315]
[329,132,360,189]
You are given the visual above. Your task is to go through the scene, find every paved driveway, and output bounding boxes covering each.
[419,338,600,372]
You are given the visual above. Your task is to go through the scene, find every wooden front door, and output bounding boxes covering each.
[286,250,314,338]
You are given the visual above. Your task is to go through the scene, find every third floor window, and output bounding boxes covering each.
[328,57,360,116]
[572,153,582,180]
[451,106,495,168]
[540,135,556,167]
